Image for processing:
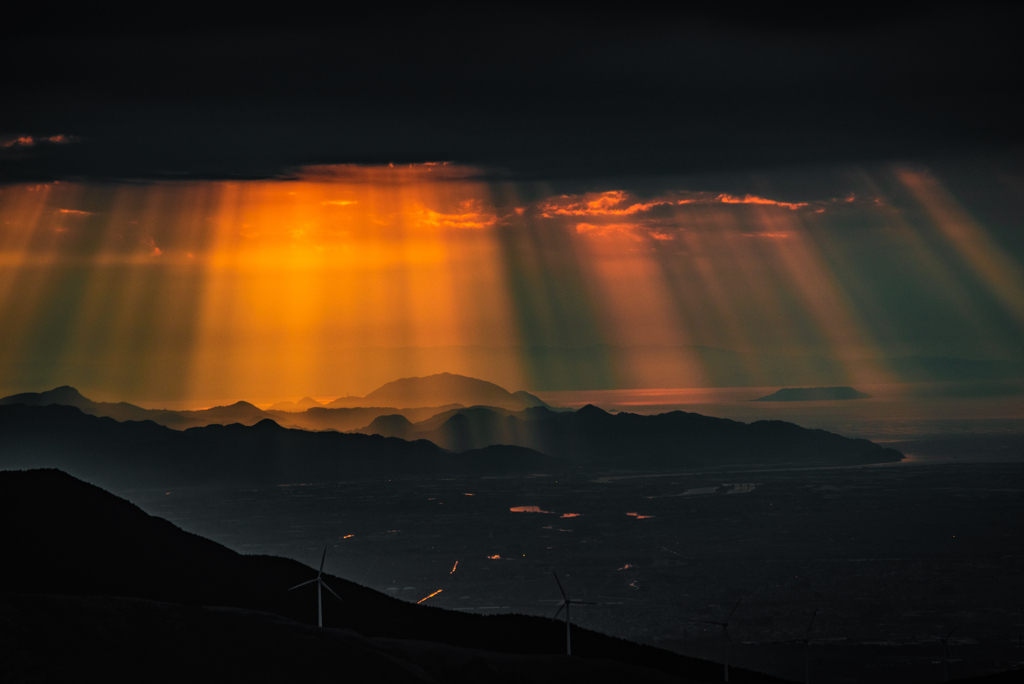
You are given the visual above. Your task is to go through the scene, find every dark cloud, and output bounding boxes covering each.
[2,6,1022,183]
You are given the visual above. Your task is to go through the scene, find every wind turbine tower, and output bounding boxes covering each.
[551,572,596,656]
[696,599,742,681]
[790,609,823,684]
[939,621,961,682]
[288,547,343,627]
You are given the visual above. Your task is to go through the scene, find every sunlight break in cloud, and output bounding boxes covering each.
[540,190,678,217]
[538,190,808,220]
[410,200,497,230]
[1,134,78,149]
[716,194,807,210]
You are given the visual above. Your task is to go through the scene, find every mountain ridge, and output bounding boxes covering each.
[357,404,904,468]
[0,404,566,489]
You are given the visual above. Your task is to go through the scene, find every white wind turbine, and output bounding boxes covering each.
[695,599,742,681]
[939,620,962,682]
[551,572,596,656]
[288,547,342,627]
[778,608,823,684]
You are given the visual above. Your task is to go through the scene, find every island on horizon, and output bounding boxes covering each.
[753,386,871,402]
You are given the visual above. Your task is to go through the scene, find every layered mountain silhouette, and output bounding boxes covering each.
[0,385,289,429]
[0,469,775,683]
[0,404,565,489]
[753,387,871,402]
[1,392,902,487]
[357,404,904,467]
[0,374,552,432]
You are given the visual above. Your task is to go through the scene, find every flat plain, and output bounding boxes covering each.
[130,458,1024,683]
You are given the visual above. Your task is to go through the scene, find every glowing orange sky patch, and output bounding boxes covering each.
[716,193,807,210]
[1,163,1020,402]
[541,190,677,217]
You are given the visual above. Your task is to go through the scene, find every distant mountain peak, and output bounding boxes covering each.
[349,373,553,411]
[49,385,86,398]
[0,385,91,407]
[226,401,260,410]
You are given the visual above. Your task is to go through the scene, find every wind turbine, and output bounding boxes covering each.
[695,599,742,681]
[938,620,962,682]
[288,547,342,627]
[781,609,823,684]
[551,572,595,656]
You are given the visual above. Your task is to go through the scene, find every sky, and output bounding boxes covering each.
[2,7,1023,403]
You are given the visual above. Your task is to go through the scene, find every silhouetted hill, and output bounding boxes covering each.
[399,406,521,434]
[270,404,465,432]
[327,373,553,410]
[362,405,903,467]
[0,405,568,489]
[753,387,871,402]
[1,384,91,407]
[268,396,324,412]
[0,594,698,684]
[0,469,782,683]
[364,413,416,440]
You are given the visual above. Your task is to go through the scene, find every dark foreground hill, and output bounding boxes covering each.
[0,594,690,684]
[360,405,904,467]
[0,469,780,683]
[0,404,565,489]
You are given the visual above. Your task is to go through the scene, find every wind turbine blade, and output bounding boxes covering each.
[575,601,598,605]
[552,603,565,622]
[693,620,722,625]
[806,609,818,638]
[321,579,343,602]
[552,572,567,600]
[288,578,317,591]
[946,620,962,640]
[726,598,743,622]
[319,547,327,576]
[808,644,824,668]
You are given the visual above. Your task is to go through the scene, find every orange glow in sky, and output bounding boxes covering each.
[1,163,1021,404]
